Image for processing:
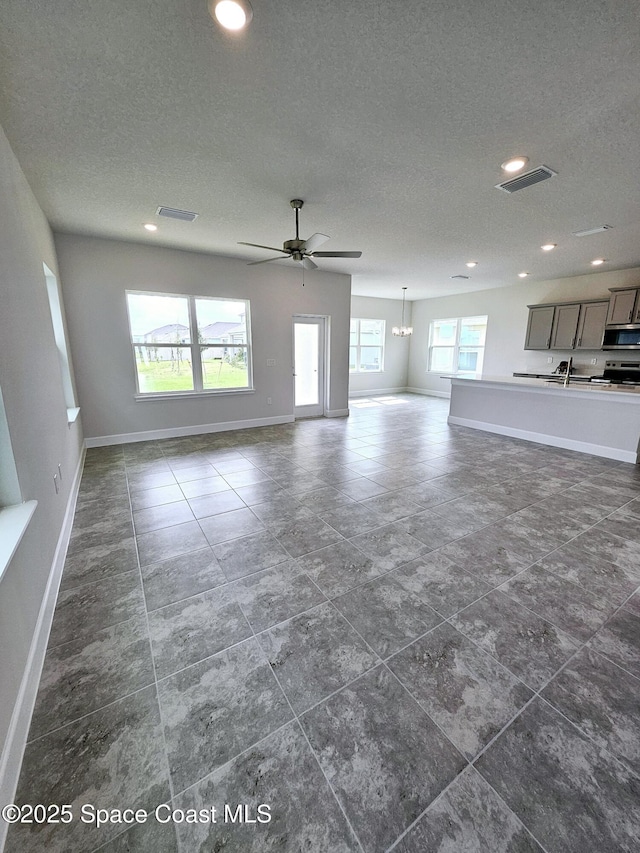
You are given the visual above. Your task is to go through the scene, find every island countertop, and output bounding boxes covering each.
[446,375,640,463]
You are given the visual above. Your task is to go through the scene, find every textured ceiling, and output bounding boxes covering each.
[0,0,638,299]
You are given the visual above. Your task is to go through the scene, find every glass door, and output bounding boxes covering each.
[293,317,325,417]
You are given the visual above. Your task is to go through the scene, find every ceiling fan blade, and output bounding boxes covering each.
[303,232,330,253]
[238,241,288,254]
[301,257,318,271]
[311,251,362,258]
[247,256,288,265]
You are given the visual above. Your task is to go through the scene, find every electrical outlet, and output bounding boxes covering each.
[547,357,553,363]
[267,397,272,405]
[591,358,598,365]
[266,359,275,366]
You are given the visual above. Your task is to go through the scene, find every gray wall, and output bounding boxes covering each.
[55,234,352,442]
[408,268,640,396]
[349,295,412,396]
[0,127,83,754]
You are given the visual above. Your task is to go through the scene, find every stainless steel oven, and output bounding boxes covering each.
[602,360,640,385]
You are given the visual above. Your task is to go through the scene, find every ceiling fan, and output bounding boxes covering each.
[238,199,362,270]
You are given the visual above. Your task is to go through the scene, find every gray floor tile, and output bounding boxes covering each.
[173,722,359,852]
[199,506,264,544]
[128,469,177,492]
[319,502,384,537]
[623,590,640,616]
[29,615,154,740]
[212,530,291,580]
[49,571,145,648]
[172,462,217,483]
[95,817,178,853]
[157,638,292,793]
[360,490,424,522]
[233,479,286,504]
[258,602,378,713]
[296,540,387,597]
[395,767,543,853]
[438,527,532,586]
[136,521,209,566]
[350,523,427,571]
[141,547,226,610]
[570,526,640,572]
[187,490,246,519]
[333,574,442,658]
[476,698,640,853]
[337,477,390,501]
[274,514,344,557]
[60,537,138,590]
[295,486,356,513]
[542,647,640,775]
[392,553,491,617]
[130,483,185,510]
[450,590,578,690]
[537,541,640,606]
[6,687,169,853]
[388,622,532,760]
[178,474,231,498]
[301,665,465,853]
[392,508,476,550]
[588,608,640,679]
[232,561,326,632]
[148,587,252,678]
[133,500,195,534]
[500,563,614,642]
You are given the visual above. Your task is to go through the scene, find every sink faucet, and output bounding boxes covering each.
[563,356,573,387]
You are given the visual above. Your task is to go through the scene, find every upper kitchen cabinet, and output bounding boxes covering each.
[606,288,639,326]
[550,303,581,349]
[525,298,609,350]
[575,300,608,349]
[524,305,555,349]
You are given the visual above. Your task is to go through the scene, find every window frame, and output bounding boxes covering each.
[427,315,488,376]
[126,291,254,398]
[349,318,386,374]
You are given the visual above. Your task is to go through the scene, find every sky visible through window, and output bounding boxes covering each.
[127,294,245,336]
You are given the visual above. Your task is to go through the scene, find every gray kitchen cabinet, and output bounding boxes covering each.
[524,305,555,349]
[575,300,608,349]
[606,288,638,326]
[550,303,581,349]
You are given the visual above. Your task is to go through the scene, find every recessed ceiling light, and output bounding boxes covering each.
[541,243,556,251]
[591,258,606,266]
[466,261,478,268]
[518,272,529,278]
[144,223,158,232]
[501,156,529,173]
[210,0,253,30]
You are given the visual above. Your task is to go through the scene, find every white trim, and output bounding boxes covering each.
[325,408,349,417]
[348,386,407,398]
[0,501,38,584]
[0,448,85,851]
[405,386,452,399]
[66,406,81,424]
[134,388,255,401]
[85,414,295,447]
[447,415,638,463]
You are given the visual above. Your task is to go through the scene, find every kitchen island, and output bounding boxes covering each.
[447,375,640,463]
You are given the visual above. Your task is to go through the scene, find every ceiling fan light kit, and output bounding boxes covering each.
[392,287,413,337]
[239,199,362,276]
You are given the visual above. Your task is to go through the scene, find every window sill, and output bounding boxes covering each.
[134,388,256,401]
[0,500,38,583]
[349,371,384,375]
[67,406,81,424]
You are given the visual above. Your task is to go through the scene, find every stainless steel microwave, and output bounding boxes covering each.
[602,327,640,349]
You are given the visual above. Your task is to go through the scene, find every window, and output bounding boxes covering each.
[427,315,488,375]
[126,292,252,395]
[350,319,385,372]
[44,264,79,420]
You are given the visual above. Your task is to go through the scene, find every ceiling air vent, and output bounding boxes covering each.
[156,206,199,222]
[495,165,557,194]
[450,275,470,280]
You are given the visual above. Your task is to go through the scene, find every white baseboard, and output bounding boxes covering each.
[325,408,349,417]
[348,387,407,398]
[85,415,295,447]
[405,386,451,399]
[0,448,85,852]
[448,415,638,464]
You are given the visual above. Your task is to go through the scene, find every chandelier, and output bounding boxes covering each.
[392,287,413,336]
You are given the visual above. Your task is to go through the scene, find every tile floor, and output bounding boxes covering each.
[6,393,640,852]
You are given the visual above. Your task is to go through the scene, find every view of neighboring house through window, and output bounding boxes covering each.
[428,315,488,375]
[126,292,252,394]
[350,319,385,372]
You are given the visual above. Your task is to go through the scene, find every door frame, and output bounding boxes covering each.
[292,314,329,418]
